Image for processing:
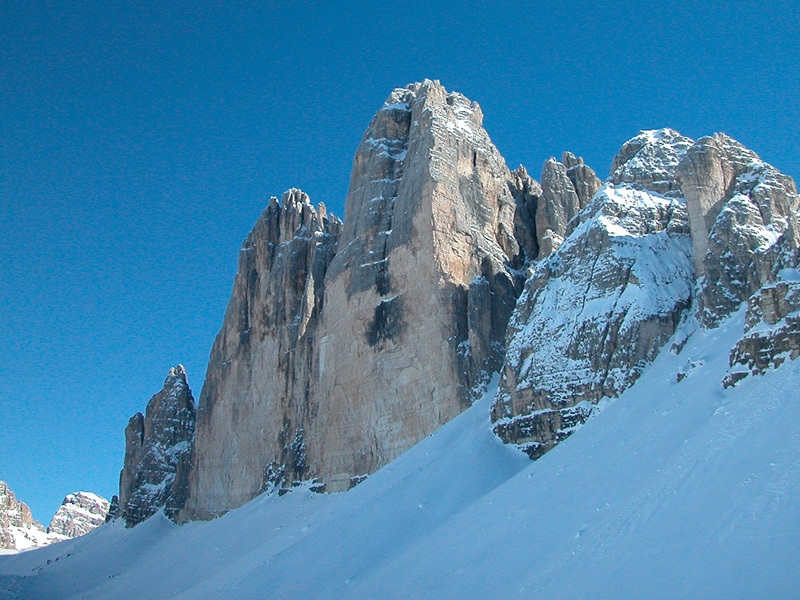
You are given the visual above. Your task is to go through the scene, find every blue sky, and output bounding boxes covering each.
[1,0,798,522]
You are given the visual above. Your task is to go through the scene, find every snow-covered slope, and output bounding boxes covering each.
[2,311,799,598]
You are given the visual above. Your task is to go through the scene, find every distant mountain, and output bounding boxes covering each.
[0,483,109,551]
[47,493,110,540]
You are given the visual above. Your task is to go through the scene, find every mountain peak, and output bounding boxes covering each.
[610,128,695,196]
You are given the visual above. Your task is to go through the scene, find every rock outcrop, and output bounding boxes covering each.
[108,84,799,525]
[676,134,800,327]
[493,128,800,458]
[115,365,196,526]
[724,272,800,387]
[0,481,49,550]
[47,492,110,539]
[492,182,694,456]
[610,128,693,197]
[305,79,522,493]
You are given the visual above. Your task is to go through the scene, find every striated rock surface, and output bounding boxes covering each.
[676,133,800,326]
[305,80,522,493]
[536,153,601,258]
[180,191,342,520]
[116,365,196,526]
[492,178,694,456]
[610,128,694,197]
[0,481,49,550]
[724,271,800,387]
[179,80,526,518]
[47,492,110,539]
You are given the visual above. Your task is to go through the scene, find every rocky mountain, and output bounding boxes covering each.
[178,79,524,520]
[47,493,110,540]
[677,133,800,327]
[112,365,196,526]
[179,191,341,520]
[1,483,109,551]
[0,481,49,551]
[492,127,800,453]
[106,81,799,526]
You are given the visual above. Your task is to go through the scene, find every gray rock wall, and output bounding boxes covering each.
[492,183,694,456]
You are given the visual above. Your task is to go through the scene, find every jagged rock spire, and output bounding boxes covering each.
[114,365,196,526]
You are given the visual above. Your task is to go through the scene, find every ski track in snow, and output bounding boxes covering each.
[1,312,799,598]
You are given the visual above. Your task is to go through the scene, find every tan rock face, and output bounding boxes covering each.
[676,134,800,326]
[180,191,341,520]
[306,80,521,492]
[179,80,525,516]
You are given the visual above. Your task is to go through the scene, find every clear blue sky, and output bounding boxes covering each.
[2,0,798,522]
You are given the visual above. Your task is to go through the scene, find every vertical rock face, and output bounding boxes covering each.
[177,80,526,517]
[537,153,601,258]
[304,80,522,493]
[47,492,110,539]
[0,480,48,550]
[116,365,196,526]
[562,151,603,207]
[676,134,800,327]
[180,191,342,520]
[508,165,541,265]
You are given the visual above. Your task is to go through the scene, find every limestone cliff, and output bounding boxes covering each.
[179,80,527,518]
[537,153,601,258]
[305,80,522,493]
[492,183,694,456]
[610,128,693,197]
[115,365,196,526]
[111,84,799,524]
[179,191,342,520]
[493,128,800,458]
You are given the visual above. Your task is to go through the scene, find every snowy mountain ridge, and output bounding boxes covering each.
[0,485,109,553]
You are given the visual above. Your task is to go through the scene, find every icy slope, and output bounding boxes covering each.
[2,311,799,598]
